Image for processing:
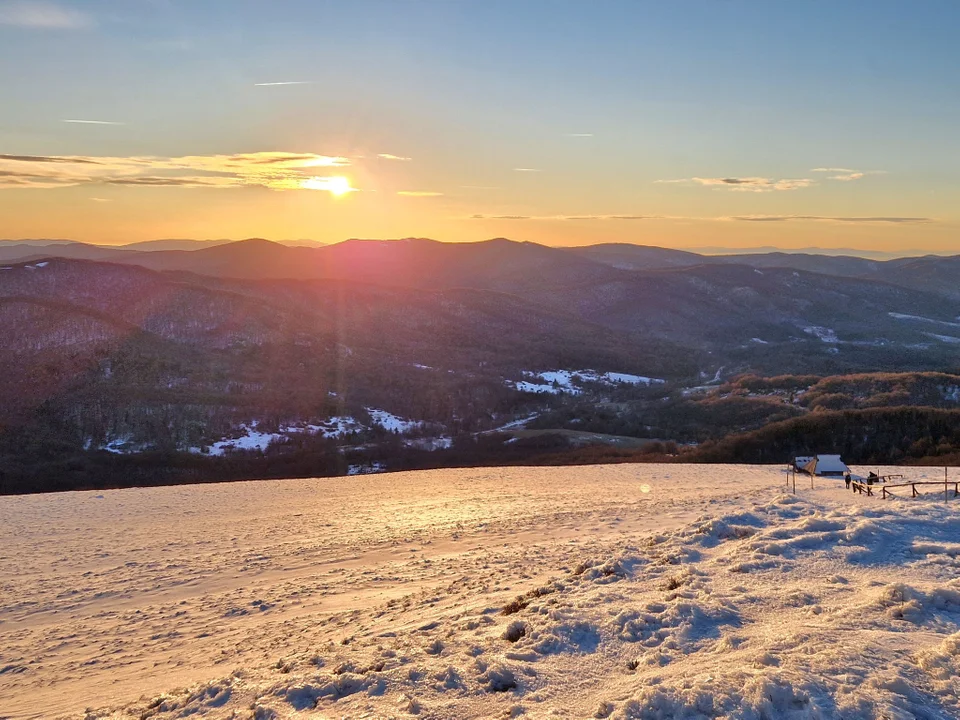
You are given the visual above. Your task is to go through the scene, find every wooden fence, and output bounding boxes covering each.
[881,481,960,500]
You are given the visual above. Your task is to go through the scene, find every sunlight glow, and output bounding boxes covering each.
[300,176,355,195]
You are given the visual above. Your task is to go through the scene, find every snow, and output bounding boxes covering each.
[406,436,453,451]
[366,407,422,434]
[750,337,769,344]
[208,424,281,454]
[34,261,49,268]
[494,413,541,431]
[347,462,386,475]
[889,313,960,329]
[4,464,960,719]
[803,325,839,343]
[511,370,665,394]
[924,333,960,344]
[206,417,364,455]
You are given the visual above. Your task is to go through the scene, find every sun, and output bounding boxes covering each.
[301,175,355,196]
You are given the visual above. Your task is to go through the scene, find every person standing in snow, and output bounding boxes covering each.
[845,473,852,489]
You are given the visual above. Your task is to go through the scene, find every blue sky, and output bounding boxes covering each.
[0,0,957,250]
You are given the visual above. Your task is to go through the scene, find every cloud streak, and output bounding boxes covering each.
[658,176,813,192]
[726,215,931,224]
[470,213,933,225]
[377,153,411,161]
[0,151,353,190]
[253,81,314,86]
[62,119,125,125]
[471,214,662,221]
[0,0,91,28]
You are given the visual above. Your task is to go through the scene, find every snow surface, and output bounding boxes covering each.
[512,370,665,395]
[924,333,960,344]
[4,464,960,719]
[803,326,839,343]
[206,418,365,456]
[889,313,960,329]
[366,408,422,434]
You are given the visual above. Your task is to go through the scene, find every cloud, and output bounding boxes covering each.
[513,168,543,172]
[663,176,814,192]
[253,81,313,86]
[0,0,91,28]
[470,213,662,221]
[811,167,886,182]
[564,133,594,137]
[397,191,443,197]
[62,119,125,125]
[659,169,885,192]
[0,151,353,191]
[827,172,864,181]
[377,153,411,161]
[470,213,934,225]
[726,215,932,224]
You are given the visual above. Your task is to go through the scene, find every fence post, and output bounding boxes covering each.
[946,467,949,504]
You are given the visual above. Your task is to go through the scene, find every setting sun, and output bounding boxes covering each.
[301,175,354,195]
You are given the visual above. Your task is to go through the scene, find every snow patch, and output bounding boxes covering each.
[510,369,664,394]
[366,408,422,434]
[803,326,838,343]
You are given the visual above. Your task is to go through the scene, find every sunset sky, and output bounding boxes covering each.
[1,0,958,252]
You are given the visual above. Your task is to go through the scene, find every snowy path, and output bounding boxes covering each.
[2,465,959,719]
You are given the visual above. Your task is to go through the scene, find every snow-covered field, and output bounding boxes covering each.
[3,465,960,719]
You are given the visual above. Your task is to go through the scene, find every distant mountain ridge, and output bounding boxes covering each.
[3,237,958,299]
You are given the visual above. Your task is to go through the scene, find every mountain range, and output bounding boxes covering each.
[2,237,959,492]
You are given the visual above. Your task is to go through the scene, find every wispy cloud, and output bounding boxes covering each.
[810,168,886,182]
[397,190,443,197]
[726,215,931,224]
[0,0,91,28]
[377,153,411,161]
[253,81,314,86]
[471,214,661,221]
[62,119,125,125]
[826,172,864,181]
[658,176,813,192]
[470,213,933,225]
[514,168,543,173]
[0,151,353,190]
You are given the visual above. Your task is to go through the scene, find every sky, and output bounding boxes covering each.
[1,0,958,252]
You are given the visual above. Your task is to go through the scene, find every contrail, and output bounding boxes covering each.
[62,119,125,125]
[254,81,314,86]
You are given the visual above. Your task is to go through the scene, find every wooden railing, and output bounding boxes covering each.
[881,481,960,500]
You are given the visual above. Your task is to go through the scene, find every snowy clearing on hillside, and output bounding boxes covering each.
[3,465,960,719]
[511,370,665,394]
[205,417,366,455]
[366,408,422,433]
[803,326,839,343]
